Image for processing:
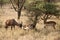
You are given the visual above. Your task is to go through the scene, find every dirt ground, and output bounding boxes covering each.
[0,4,60,40]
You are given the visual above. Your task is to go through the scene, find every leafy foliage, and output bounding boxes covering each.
[24,0,60,28]
[25,0,44,17]
[25,0,60,16]
[43,3,60,16]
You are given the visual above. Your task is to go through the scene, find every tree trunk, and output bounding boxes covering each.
[33,15,38,29]
[17,0,25,19]
[10,0,25,19]
[16,0,25,19]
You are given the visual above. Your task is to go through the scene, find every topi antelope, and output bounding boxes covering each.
[5,19,22,30]
[44,21,56,29]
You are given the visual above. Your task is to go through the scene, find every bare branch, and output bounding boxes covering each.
[17,0,25,19]
[18,0,25,11]
[10,0,18,12]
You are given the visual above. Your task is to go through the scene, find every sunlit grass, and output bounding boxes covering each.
[0,3,60,40]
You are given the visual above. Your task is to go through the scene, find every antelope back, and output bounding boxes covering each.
[45,21,56,24]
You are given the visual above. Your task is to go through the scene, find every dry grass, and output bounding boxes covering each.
[0,4,60,40]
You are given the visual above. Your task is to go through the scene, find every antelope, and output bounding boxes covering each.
[22,24,30,30]
[5,19,22,30]
[22,24,35,30]
[44,21,56,29]
[41,15,56,29]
